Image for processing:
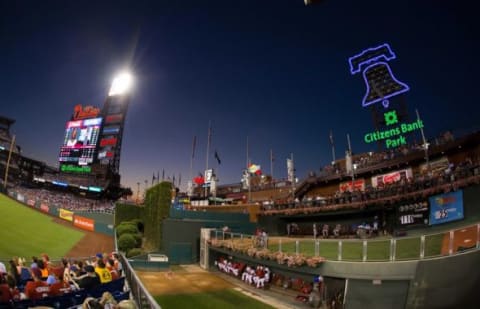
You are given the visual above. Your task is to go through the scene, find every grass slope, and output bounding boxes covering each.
[0,194,84,262]
[154,289,275,309]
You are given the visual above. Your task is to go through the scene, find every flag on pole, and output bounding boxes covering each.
[194,173,204,185]
[178,173,182,187]
[287,158,294,182]
[162,169,165,180]
[214,150,221,165]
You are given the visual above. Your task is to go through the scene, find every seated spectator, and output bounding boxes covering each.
[112,253,123,277]
[95,260,112,284]
[0,273,20,303]
[36,260,49,279]
[74,265,100,290]
[24,268,50,300]
[0,262,6,275]
[46,273,69,296]
[106,259,119,281]
[17,258,32,283]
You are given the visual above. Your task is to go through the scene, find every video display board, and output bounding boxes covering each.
[397,201,429,226]
[58,117,102,166]
[429,190,464,225]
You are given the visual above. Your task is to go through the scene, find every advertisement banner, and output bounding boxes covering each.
[40,203,50,213]
[371,168,412,187]
[73,215,95,231]
[339,179,365,192]
[59,209,74,222]
[429,190,464,225]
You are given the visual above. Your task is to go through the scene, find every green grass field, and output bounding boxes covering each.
[154,289,275,309]
[266,233,444,261]
[0,193,85,263]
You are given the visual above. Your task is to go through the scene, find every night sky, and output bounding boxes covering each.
[1,0,479,193]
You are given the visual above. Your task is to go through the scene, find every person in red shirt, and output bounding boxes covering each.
[0,273,20,303]
[24,268,50,300]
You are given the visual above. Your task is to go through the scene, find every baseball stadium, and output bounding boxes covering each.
[1,4,480,309]
[1,59,480,309]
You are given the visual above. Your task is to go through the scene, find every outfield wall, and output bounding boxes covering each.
[209,246,479,309]
[7,190,114,236]
[162,213,257,264]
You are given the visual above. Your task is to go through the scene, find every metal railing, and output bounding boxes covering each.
[209,222,480,262]
[119,252,161,309]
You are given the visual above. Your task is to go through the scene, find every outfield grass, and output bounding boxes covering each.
[267,233,444,261]
[154,289,275,309]
[0,193,85,263]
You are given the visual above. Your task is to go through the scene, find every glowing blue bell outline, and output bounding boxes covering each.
[348,43,410,109]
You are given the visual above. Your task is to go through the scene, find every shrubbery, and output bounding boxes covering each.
[118,233,136,252]
[127,248,143,258]
[116,222,138,237]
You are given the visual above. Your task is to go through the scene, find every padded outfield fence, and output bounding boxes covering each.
[209,223,480,262]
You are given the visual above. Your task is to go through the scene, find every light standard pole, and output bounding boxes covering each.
[3,135,16,190]
[144,179,148,203]
[416,109,430,174]
[136,182,140,204]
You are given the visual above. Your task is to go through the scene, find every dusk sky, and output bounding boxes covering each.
[1,0,479,193]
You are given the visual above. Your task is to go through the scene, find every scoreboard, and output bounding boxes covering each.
[397,201,429,226]
[58,117,102,166]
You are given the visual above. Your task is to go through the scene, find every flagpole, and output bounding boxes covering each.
[205,121,212,198]
[347,133,355,186]
[416,108,430,173]
[270,149,274,182]
[246,136,251,203]
[290,153,295,201]
[330,130,336,163]
[136,182,140,204]
[3,134,15,190]
[190,136,196,185]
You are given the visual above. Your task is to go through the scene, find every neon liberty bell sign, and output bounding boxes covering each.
[348,43,410,108]
[348,43,423,149]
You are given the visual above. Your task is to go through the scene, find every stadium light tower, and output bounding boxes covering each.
[108,72,133,96]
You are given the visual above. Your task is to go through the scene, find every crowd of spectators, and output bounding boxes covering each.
[0,252,124,305]
[261,157,480,216]
[12,186,115,213]
[317,130,458,178]
[42,172,106,188]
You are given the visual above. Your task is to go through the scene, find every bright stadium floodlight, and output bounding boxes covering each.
[108,72,133,96]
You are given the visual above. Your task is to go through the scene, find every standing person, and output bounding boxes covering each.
[261,230,268,249]
[322,224,329,238]
[313,223,318,239]
[286,223,291,237]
